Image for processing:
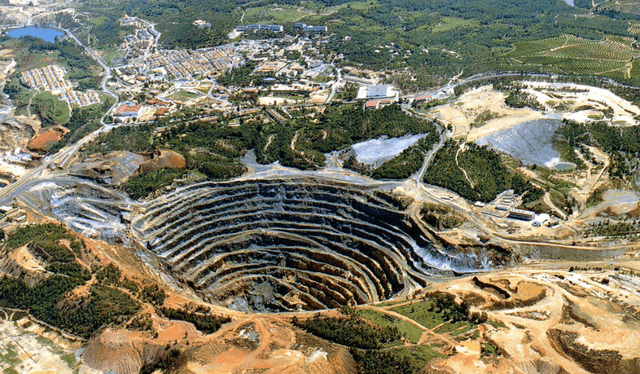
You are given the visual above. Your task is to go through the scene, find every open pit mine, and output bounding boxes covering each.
[128,177,510,312]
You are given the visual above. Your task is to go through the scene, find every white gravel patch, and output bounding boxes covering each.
[352,134,427,165]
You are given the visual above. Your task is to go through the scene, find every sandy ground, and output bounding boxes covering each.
[9,245,46,272]
[429,85,546,141]
[433,82,640,145]
[523,81,640,126]
[0,319,98,374]
[177,316,355,374]
[427,265,640,373]
[579,189,640,220]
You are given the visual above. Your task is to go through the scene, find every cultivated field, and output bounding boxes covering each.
[507,34,640,79]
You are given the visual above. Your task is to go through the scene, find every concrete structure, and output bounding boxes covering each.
[20,65,101,107]
[295,23,328,33]
[533,213,551,227]
[145,46,236,79]
[236,24,283,32]
[255,61,286,74]
[357,84,399,101]
[508,209,536,221]
[193,20,211,28]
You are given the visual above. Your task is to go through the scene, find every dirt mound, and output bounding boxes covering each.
[175,317,357,374]
[0,245,49,286]
[139,150,186,173]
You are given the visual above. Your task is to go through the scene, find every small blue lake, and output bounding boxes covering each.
[7,27,64,43]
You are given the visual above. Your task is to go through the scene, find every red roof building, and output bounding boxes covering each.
[116,104,141,117]
[155,108,170,116]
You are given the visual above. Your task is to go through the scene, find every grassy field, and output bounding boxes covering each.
[391,300,450,329]
[244,5,307,24]
[432,17,479,33]
[167,90,201,103]
[31,91,70,126]
[390,345,445,372]
[356,308,424,344]
[88,16,109,27]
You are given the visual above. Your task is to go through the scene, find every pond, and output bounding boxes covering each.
[552,161,576,171]
[7,27,64,43]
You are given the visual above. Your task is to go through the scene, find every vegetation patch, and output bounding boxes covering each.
[86,120,253,196]
[159,308,231,334]
[293,306,402,349]
[140,349,182,374]
[355,308,423,344]
[350,349,414,374]
[369,134,440,180]
[420,203,466,231]
[122,168,189,199]
[258,104,437,170]
[547,329,634,374]
[30,92,70,126]
[424,140,543,203]
[391,292,482,330]
[0,224,143,338]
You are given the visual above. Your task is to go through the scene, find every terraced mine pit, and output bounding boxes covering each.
[130,177,505,312]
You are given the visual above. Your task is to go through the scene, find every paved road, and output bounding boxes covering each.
[325,64,342,103]
[400,104,446,185]
[404,71,640,103]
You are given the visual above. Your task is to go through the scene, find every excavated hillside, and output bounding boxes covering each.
[129,176,513,313]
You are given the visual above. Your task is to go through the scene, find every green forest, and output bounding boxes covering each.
[256,104,437,169]
[0,224,139,338]
[86,104,438,197]
[424,140,544,203]
[555,120,640,180]
[0,224,232,340]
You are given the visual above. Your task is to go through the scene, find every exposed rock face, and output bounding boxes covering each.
[69,151,146,186]
[131,176,509,312]
[83,329,168,374]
